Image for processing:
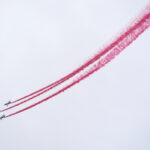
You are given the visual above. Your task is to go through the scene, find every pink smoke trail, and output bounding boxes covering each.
[4,4,150,118]
[6,4,149,106]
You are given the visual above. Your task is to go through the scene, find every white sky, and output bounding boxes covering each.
[0,0,150,150]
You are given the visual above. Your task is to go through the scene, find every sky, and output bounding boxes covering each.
[0,0,150,150]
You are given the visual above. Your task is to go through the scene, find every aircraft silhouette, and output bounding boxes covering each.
[4,101,11,106]
[0,115,5,120]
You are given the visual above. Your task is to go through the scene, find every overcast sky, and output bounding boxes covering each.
[0,0,150,150]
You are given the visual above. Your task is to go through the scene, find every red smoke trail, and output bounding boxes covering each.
[4,7,150,118]
[8,4,150,105]
[2,4,150,112]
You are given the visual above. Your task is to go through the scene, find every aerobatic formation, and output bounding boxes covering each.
[0,3,150,119]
